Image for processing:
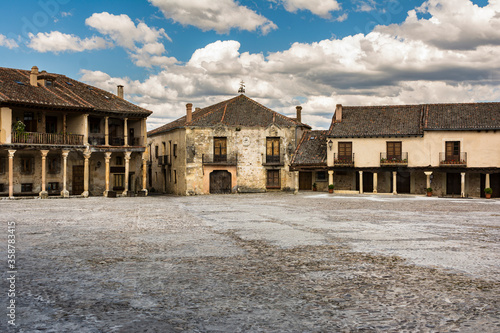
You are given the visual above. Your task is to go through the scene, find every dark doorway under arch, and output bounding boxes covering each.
[210,170,232,194]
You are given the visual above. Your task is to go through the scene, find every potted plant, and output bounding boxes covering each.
[328,184,334,194]
[425,187,433,197]
[484,187,493,199]
[312,183,317,191]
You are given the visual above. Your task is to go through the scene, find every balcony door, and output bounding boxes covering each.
[214,137,227,162]
[46,116,57,134]
[387,142,402,160]
[338,142,352,161]
[445,141,460,161]
[266,137,280,164]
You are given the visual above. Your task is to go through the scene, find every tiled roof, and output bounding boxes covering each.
[148,94,309,136]
[329,105,424,138]
[0,67,152,116]
[424,103,500,130]
[290,130,328,166]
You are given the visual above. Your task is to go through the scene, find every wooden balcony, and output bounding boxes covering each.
[440,152,467,167]
[334,153,355,167]
[12,132,84,145]
[380,152,408,166]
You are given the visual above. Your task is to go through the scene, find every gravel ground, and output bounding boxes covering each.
[1,193,499,332]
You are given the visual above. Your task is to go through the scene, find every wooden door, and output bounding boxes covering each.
[267,170,281,189]
[446,141,460,161]
[266,137,280,163]
[387,142,402,160]
[446,173,461,195]
[72,165,84,195]
[210,170,232,194]
[299,172,312,190]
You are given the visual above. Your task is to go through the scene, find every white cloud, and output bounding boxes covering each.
[149,0,277,34]
[27,31,109,53]
[85,12,176,68]
[377,0,500,50]
[0,34,19,49]
[81,1,500,131]
[274,0,340,18]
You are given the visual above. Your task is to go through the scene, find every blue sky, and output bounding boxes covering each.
[0,0,498,130]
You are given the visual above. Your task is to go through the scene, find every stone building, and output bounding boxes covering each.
[0,66,151,198]
[147,94,309,195]
[325,103,500,197]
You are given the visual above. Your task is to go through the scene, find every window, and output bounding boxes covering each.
[316,171,327,182]
[24,112,36,132]
[48,156,61,174]
[155,145,159,159]
[115,156,123,166]
[267,170,281,189]
[338,142,352,160]
[21,183,33,192]
[89,118,101,134]
[113,174,124,190]
[174,170,177,184]
[266,137,280,164]
[20,157,34,175]
[162,142,166,155]
[387,142,402,160]
[48,182,59,191]
[46,116,57,134]
[0,184,4,192]
[214,137,227,162]
[446,141,460,160]
[173,144,178,158]
[46,80,53,87]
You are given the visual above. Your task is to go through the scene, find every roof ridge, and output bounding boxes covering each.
[241,94,302,126]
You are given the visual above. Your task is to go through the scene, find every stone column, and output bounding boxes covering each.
[39,150,49,199]
[8,150,15,199]
[328,170,334,187]
[61,150,70,198]
[392,171,398,195]
[82,150,91,198]
[373,172,378,194]
[142,152,148,196]
[123,152,131,196]
[124,118,128,147]
[83,114,89,145]
[485,173,491,189]
[461,172,466,198]
[294,171,299,194]
[424,171,433,190]
[103,152,112,197]
[359,171,364,194]
[105,117,109,146]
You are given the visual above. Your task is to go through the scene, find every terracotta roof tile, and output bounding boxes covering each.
[0,67,152,116]
[424,103,500,130]
[291,130,328,166]
[148,94,309,136]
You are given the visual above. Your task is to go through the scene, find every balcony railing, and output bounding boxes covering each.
[202,153,238,165]
[263,154,284,166]
[110,137,125,146]
[129,137,141,146]
[158,155,171,166]
[12,132,84,145]
[334,153,355,167]
[440,152,467,167]
[380,152,408,166]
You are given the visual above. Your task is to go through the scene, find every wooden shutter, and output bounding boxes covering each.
[338,142,352,159]
[387,142,402,159]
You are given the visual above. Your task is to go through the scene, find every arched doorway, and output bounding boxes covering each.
[210,170,232,194]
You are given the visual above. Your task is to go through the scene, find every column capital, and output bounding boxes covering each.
[328,170,334,175]
[61,150,70,158]
[8,150,16,158]
[124,151,132,160]
[424,171,433,176]
[40,150,49,157]
[83,151,92,159]
[104,152,112,160]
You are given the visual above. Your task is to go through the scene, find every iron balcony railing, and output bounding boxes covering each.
[12,132,84,145]
[89,134,105,146]
[264,154,284,165]
[158,155,171,166]
[380,152,408,166]
[439,152,467,167]
[110,137,125,146]
[202,153,238,165]
[334,153,355,167]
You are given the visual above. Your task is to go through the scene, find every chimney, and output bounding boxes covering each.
[296,106,302,123]
[117,85,124,98]
[335,104,343,123]
[30,66,39,86]
[186,103,193,123]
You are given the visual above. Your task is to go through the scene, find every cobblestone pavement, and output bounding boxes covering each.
[1,193,499,332]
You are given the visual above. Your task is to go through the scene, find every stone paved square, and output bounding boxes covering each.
[1,193,500,332]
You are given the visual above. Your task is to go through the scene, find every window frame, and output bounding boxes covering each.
[213,137,227,162]
[266,169,281,189]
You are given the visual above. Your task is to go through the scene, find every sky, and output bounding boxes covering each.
[0,0,499,130]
